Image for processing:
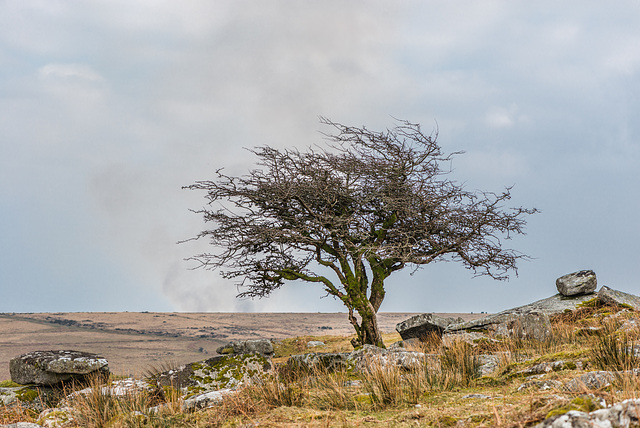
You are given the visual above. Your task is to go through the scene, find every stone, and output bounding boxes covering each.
[69,378,153,399]
[447,311,551,342]
[461,394,493,399]
[395,313,463,341]
[535,398,640,427]
[446,293,594,336]
[509,311,552,341]
[287,352,353,372]
[598,286,640,311]
[152,353,271,394]
[37,407,74,428]
[556,270,597,296]
[517,379,563,392]
[517,361,573,377]
[306,341,325,348]
[442,331,496,347]
[10,350,109,386]
[288,345,436,373]
[563,371,616,393]
[477,354,500,376]
[350,345,429,372]
[182,388,234,411]
[215,339,273,356]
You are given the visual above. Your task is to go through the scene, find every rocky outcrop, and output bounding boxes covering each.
[556,270,597,296]
[445,310,552,342]
[288,345,436,373]
[405,271,605,342]
[598,286,640,311]
[215,339,274,356]
[10,350,109,386]
[152,353,271,394]
[395,313,463,340]
[535,398,640,427]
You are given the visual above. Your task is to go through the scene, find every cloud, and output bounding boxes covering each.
[38,63,104,82]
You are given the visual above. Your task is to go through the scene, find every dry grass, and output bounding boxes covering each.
[4,305,640,427]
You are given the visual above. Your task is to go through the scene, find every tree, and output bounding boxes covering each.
[185,117,537,348]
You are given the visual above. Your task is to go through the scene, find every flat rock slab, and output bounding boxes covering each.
[10,350,109,386]
[445,293,596,333]
[597,286,640,311]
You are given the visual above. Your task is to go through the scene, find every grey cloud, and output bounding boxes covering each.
[1,1,640,313]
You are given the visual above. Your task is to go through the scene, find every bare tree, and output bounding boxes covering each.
[184,118,537,347]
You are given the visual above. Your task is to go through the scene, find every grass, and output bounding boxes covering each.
[2,303,640,426]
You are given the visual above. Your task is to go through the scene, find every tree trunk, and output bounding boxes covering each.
[349,301,384,348]
[360,309,384,348]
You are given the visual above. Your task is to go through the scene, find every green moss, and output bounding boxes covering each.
[545,395,603,419]
[577,298,600,308]
[353,394,372,405]
[436,416,459,426]
[37,409,72,426]
[531,350,586,365]
[0,380,20,388]
[15,387,39,402]
[162,385,180,399]
[476,376,506,387]
[189,353,271,390]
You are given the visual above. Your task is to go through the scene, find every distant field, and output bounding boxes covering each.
[0,312,484,380]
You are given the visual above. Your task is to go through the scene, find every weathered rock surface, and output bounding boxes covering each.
[69,378,153,399]
[153,353,271,394]
[351,345,430,372]
[395,313,463,340]
[37,407,74,428]
[563,371,617,393]
[535,398,640,427]
[182,388,234,411]
[517,379,563,392]
[446,310,552,341]
[288,345,437,373]
[215,339,274,356]
[10,350,109,386]
[477,354,500,376]
[287,352,353,371]
[556,270,597,296]
[442,331,496,347]
[445,293,594,336]
[598,286,640,311]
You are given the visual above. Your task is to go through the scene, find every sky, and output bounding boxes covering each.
[1,1,639,314]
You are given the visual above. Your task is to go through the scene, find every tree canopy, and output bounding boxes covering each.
[185,118,537,347]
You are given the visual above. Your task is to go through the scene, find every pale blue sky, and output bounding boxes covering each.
[1,1,639,313]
